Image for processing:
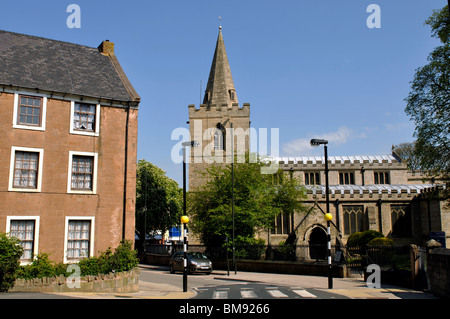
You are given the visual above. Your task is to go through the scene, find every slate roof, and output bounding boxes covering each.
[0,30,139,103]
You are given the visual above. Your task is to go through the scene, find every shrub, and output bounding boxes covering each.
[346,230,384,248]
[367,237,394,246]
[109,240,140,272]
[78,240,139,276]
[234,236,265,260]
[346,232,363,248]
[0,233,24,292]
[15,253,66,279]
[16,240,139,279]
[273,241,296,261]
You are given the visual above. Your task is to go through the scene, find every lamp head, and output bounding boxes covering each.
[181,216,189,224]
[310,139,328,146]
[182,141,199,147]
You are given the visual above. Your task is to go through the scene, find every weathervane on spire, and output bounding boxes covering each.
[219,16,222,29]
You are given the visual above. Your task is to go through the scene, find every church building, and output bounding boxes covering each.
[187,28,449,259]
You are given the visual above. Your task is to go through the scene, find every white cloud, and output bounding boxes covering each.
[282,126,366,156]
[383,122,412,131]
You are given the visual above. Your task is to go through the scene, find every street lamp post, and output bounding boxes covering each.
[230,122,236,275]
[181,215,189,292]
[181,141,198,293]
[311,139,333,289]
[324,212,333,289]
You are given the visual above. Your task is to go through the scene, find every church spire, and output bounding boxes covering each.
[203,27,237,107]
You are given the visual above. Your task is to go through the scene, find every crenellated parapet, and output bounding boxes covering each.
[305,184,437,200]
[188,102,250,119]
[275,155,406,171]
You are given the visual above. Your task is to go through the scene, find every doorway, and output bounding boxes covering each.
[309,227,327,260]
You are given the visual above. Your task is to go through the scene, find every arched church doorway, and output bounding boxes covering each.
[309,227,327,260]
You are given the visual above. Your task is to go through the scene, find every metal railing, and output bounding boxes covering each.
[144,243,411,269]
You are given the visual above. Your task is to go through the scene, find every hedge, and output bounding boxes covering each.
[14,240,139,280]
[0,233,24,292]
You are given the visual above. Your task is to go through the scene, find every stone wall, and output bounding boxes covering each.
[10,268,139,294]
[427,248,450,298]
[142,253,346,278]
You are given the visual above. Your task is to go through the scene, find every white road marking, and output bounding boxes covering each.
[241,289,258,299]
[293,290,318,298]
[266,289,289,298]
[212,290,228,299]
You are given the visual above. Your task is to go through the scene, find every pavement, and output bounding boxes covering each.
[49,264,437,300]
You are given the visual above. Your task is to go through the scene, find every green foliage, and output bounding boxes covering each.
[392,142,421,171]
[106,240,140,273]
[346,230,384,248]
[15,253,66,279]
[233,236,265,260]
[273,241,296,261]
[15,240,139,279]
[405,5,450,183]
[367,237,394,246]
[425,5,450,43]
[0,233,24,292]
[135,160,182,248]
[189,153,307,252]
[78,240,139,276]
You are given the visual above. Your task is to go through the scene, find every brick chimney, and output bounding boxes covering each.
[98,40,114,55]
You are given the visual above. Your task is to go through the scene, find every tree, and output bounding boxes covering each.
[135,160,182,251]
[405,5,450,183]
[0,233,24,292]
[392,142,421,171]
[188,154,307,253]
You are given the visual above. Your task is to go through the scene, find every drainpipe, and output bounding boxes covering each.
[361,166,365,186]
[377,199,382,233]
[122,104,130,241]
[335,199,340,233]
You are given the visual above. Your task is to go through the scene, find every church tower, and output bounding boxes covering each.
[188,27,250,190]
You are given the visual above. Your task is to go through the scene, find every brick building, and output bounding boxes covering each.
[0,30,140,263]
[187,28,449,254]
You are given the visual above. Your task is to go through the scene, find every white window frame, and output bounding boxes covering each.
[6,216,40,265]
[12,92,47,131]
[63,216,95,264]
[69,101,100,136]
[67,151,98,194]
[9,146,44,192]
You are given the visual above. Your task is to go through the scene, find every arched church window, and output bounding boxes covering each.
[343,205,365,235]
[391,205,411,237]
[214,123,226,151]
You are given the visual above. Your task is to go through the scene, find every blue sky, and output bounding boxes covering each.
[0,0,445,186]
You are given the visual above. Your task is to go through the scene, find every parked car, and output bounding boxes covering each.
[169,251,213,275]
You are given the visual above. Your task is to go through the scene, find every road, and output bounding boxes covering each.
[0,265,438,300]
[139,265,348,299]
[138,265,437,300]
